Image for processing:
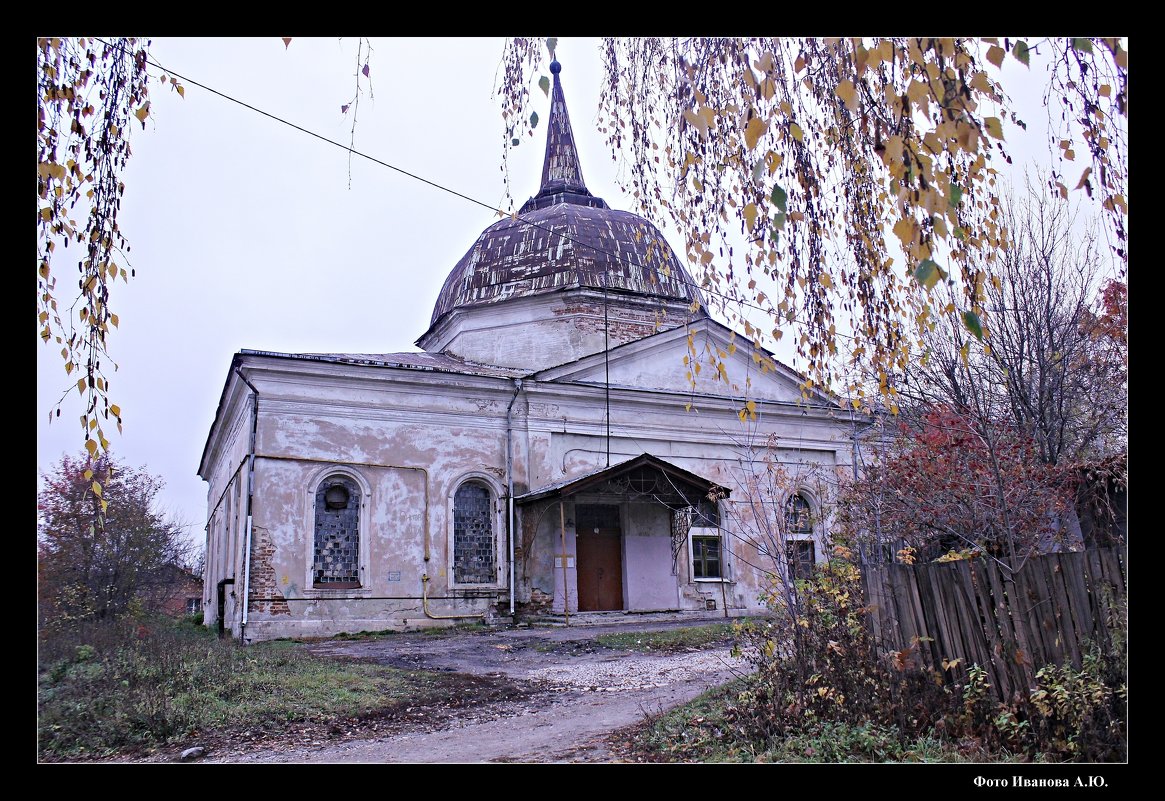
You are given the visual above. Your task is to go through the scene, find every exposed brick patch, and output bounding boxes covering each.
[248,526,290,616]
[525,587,553,616]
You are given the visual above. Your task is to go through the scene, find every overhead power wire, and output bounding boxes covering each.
[130,44,858,338]
[134,47,501,218]
[132,41,974,399]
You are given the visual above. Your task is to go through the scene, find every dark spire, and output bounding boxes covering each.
[540,60,586,193]
[522,59,607,213]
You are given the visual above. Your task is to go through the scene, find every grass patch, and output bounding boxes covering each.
[418,621,490,636]
[595,623,736,653]
[37,616,484,760]
[332,628,398,640]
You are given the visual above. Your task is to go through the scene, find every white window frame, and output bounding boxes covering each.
[303,465,372,595]
[688,499,730,583]
[783,489,820,578]
[448,473,506,589]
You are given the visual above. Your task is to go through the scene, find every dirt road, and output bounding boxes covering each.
[201,618,747,764]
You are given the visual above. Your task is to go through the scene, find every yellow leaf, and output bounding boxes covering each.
[77,378,87,394]
[134,103,150,125]
[883,135,904,165]
[820,272,832,289]
[789,122,804,142]
[969,71,991,94]
[986,45,1005,69]
[85,439,98,456]
[683,108,709,137]
[84,469,93,481]
[983,117,1003,140]
[893,218,915,247]
[1075,167,1093,190]
[110,404,121,417]
[744,116,767,150]
[906,79,929,107]
[743,203,758,232]
[835,79,857,110]
[92,481,102,497]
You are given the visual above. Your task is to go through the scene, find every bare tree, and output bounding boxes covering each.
[982,182,1125,466]
[840,178,1125,563]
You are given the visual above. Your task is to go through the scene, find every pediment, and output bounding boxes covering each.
[533,319,831,405]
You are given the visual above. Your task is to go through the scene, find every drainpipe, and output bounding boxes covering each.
[559,499,570,626]
[505,378,524,623]
[234,368,259,643]
[417,465,483,622]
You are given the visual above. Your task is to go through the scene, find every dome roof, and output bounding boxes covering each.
[429,62,706,327]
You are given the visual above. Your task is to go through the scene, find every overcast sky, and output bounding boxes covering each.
[36,37,1085,549]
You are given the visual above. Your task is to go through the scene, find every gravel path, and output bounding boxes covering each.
[200,618,747,764]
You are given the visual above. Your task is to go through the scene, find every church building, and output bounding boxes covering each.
[198,61,857,642]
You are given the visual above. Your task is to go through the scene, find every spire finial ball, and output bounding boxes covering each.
[550,60,561,75]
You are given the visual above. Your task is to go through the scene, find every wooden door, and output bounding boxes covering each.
[577,529,624,611]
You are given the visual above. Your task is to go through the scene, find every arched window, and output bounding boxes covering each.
[313,476,361,588]
[453,482,495,585]
[784,493,816,582]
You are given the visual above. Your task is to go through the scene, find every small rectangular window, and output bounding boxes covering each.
[692,535,721,579]
[186,597,202,615]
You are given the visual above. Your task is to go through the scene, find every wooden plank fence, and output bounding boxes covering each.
[860,547,1126,701]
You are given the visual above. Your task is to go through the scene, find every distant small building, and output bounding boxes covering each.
[198,61,859,643]
[154,564,203,618]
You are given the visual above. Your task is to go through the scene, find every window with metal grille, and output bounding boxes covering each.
[313,476,361,588]
[692,535,722,579]
[694,497,720,528]
[186,597,202,615]
[454,483,495,584]
[785,493,812,536]
[787,539,816,582]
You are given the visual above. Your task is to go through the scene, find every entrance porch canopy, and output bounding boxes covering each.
[515,453,730,509]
